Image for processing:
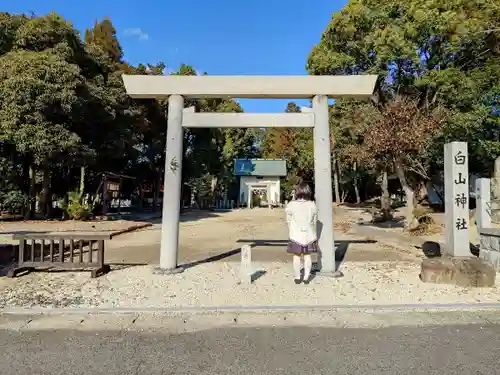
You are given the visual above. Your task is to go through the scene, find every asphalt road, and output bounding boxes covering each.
[1,322,499,374]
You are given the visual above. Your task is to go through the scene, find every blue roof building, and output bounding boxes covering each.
[233,159,287,208]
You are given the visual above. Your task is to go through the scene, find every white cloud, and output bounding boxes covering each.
[123,28,149,41]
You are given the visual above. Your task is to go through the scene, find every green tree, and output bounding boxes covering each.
[308,0,500,222]
[84,17,123,62]
[261,102,314,199]
[0,13,130,217]
[0,12,28,56]
[0,12,262,218]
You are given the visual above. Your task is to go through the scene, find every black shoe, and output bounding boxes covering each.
[294,279,301,285]
[303,277,311,285]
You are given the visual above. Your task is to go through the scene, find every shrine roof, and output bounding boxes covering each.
[233,159,286,177]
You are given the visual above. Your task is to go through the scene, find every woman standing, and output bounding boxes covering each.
[285,183,318,285]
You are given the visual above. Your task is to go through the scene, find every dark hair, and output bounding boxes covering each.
[294,183,312,201]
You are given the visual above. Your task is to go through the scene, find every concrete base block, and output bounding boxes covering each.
[153,266,185,275]
[479,249,500,271]
[420,257,495,288]
[315,270,344,278]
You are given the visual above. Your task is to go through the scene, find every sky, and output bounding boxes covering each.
[3,0,346,113]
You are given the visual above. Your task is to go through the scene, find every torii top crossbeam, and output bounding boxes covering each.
[122,74,378,99]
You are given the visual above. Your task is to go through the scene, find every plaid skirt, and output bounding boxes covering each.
[286,239,318,255]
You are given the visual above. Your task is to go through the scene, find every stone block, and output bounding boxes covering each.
[479,230,500,271]
[240,245,252,284]
[420,257,496,288]
[475,178,491,229]
[479,249,500,271]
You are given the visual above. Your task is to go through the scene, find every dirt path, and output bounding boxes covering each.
[0,219,151,245]
[105,208,421,266]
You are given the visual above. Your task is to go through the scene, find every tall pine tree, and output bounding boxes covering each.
[84,17,122,62]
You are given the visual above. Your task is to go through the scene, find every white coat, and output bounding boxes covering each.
[285,199,318,246]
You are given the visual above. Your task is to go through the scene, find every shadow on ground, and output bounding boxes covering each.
[236,239,377,271]
[108,262,149,271]
[181,248,243,270]
[147,210,220,225]
[0,244,18,271]
[0,230,51,237]
[357,216,406,229]
[340,201,380,209]
[419,241,480,258]
[0,214,23,222]
[0,209,220,230]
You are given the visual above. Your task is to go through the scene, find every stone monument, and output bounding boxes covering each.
[420,142,495,287]
[443,141,470,257]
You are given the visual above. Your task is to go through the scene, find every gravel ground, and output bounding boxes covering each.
[0,207,493,310]
[1,261,499,309]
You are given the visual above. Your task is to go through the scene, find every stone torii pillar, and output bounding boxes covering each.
[301,100,335,275]
[158,94,184,273]
[312,95,336,275]
[122,74,378,275]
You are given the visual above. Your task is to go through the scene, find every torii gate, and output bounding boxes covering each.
[122,74,378,277]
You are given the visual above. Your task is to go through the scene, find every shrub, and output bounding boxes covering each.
[408,206,439,236]
[59,191,92,220]
[370,208,393,223]
[0,190,29,214]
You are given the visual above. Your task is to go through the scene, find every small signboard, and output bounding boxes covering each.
[234,160,255,176]
[233,159,286,177]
